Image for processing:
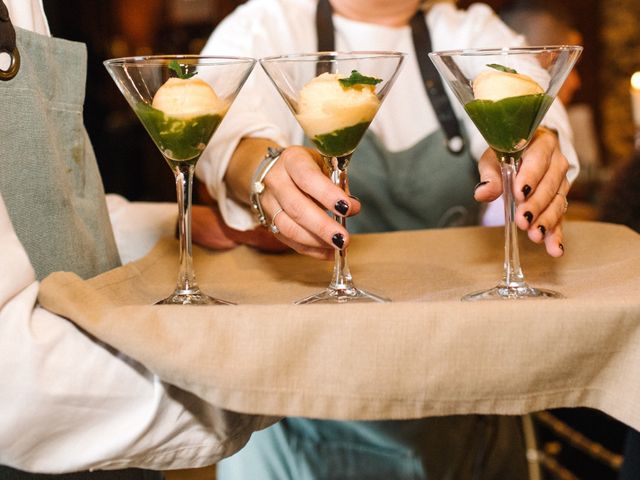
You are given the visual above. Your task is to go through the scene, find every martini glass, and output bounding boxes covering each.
[260,52,405,304]
[104,55,255,305]
[429,46,582,300]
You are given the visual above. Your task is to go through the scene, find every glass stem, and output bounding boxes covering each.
[327,155,354,291]
[500,155,526,288]
[174,163,199,294]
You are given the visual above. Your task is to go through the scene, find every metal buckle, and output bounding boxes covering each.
[447,135,465,154]
[0,47,20,81]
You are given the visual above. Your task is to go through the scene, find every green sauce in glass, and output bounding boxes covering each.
[135,103,223,166]
[311,121,371,157]
[464,93,553,153]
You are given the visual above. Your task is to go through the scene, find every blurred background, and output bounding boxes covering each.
[41,0,640,479]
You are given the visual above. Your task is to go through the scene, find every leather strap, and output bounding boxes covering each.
[409,10,464,153]
[315,0,464,154]
[316,0,334,52]
[0,0,20,80]
[315,0,335,76]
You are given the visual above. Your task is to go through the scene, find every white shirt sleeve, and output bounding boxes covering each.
[106,194,177,265]
[0,194,276,473]
[197,0,311,231]
[4,0,50,36]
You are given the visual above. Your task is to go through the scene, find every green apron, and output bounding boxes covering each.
[0,26,159,480]
[0,27,120,281]
[348,129,480,233]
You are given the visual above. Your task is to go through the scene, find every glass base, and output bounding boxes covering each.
[462,283,564,301]
[295,286,390,305]
[155,288,235,305]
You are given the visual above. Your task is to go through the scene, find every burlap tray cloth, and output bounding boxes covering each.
[39,221,640,429]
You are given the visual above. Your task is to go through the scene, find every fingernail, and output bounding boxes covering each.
[474,180,489,192]
[538,225,546,236]
[348,194,360,202]
[522,184,532,198]
[559,243,564,252]
[524,211,533,224]
[335,200,349,215]
[332,233,345,249]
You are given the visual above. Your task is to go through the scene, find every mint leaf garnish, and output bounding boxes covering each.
[338,70,382,89]
[487,64,518,74]
[168,60,197,79]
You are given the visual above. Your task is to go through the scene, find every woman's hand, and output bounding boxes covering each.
[257,146,361,260]
[474,128,570,257]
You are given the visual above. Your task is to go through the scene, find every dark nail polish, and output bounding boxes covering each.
[522,184,532,198]
[474,180,489,192]
[332,233,345,249]
[559,243,564,252]
[335,200,349,215]
[524,211,533,224]
[538,225,546,236]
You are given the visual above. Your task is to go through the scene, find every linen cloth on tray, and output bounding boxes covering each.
[39,222,640,430]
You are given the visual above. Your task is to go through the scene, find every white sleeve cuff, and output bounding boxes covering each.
[540,99,580,184]
[106,194,177,264]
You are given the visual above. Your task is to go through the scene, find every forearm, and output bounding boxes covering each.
[224,137,281,206]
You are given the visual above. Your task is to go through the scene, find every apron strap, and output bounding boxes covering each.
[316,0,334,52]
[410,10,464,154]
[0,0,20,80]
[315,0,465,154]
[315,0,335,76]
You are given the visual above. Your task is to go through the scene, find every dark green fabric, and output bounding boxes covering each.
[0,27,120,280]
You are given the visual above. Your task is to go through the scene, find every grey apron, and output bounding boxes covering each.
[0,15,160,480]
[0,27,120,280]
[348,128,479,233]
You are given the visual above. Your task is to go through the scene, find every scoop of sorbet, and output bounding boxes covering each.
[472,69,544,101]
[296,73,380,137]
[152,77,227,118]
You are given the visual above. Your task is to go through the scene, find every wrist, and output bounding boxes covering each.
[224,137,280,206]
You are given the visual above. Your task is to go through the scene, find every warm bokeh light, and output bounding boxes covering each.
[631,72,640,90]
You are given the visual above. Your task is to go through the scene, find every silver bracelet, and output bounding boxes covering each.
[250,146,284,227]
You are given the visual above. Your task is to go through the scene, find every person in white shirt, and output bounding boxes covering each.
[0,1,276,477]
[197,0,577,259]
[195,0,579,478]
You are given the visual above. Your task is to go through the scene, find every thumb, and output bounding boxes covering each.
[474,148,503,202]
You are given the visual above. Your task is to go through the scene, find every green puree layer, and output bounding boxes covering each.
[311,121,371,157]
[135,103,223,162]
[464,94,553,153]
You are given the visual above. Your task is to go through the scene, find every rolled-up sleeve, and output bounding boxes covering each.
[196,0,310,231]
